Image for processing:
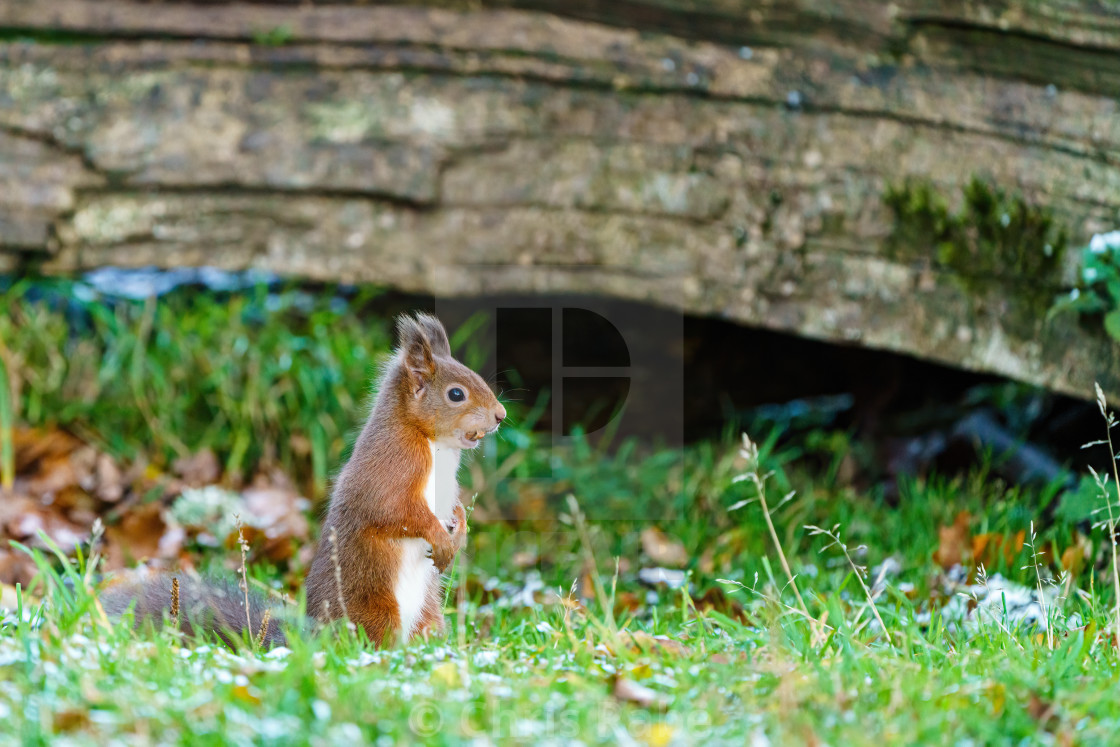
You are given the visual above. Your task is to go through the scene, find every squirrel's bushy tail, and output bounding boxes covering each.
[100,574,287,648]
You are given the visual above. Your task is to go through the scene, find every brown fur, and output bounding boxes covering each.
[102,313,504,649]
[101,573,287,648]
[304,312,503,646]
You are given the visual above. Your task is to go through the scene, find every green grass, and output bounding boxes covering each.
[6,428,1120,744]
[0,278,393,495]
[4,278,1120,744]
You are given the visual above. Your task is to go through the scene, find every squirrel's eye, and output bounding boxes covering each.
[448,387,466,402]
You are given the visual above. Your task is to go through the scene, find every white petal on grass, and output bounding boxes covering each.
[472,649,500,667]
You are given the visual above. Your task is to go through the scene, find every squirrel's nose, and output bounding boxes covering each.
[494,404,507,424]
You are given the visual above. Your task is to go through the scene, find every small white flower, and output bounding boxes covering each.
[1090,230,1120,253]
[1084,267,1099,282]
[1000,213,1010,227]
[1070,288,1081,300]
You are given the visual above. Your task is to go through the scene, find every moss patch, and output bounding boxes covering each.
[884,177,1067,287]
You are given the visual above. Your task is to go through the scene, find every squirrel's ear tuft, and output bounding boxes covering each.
[414,313,452,358]
[397,314,436,397]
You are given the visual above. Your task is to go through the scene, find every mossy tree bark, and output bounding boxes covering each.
[1,0,1118,399]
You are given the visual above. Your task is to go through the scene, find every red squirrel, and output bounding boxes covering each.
[102,313,506,647]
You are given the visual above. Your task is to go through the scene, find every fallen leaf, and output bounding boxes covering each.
[12,427,83,473]
[173,449,221,487]
[104,502,178,569]
[614,591,643,615]
[640,527,688,567]
[52,708,91,732]
[1027,693,1057,729]
[612,676,668,711]
[694,586,750,623]
[973,530,1027,569]
[933,511,971,569]
[698,546,715,574]
[0,549,38,588]
[243,481,310,562]
[0,582,25,610]
[1060,532,1090,578]
[6,504,88,551]
[94,453,125,503]
[462,576,501,605]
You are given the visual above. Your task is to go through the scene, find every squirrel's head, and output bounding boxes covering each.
[395,312,506,450]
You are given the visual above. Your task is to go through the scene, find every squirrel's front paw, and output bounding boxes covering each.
[430,535,457,572]
[448,503,468,549]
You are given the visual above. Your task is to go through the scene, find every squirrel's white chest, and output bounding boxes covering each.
[423,441,461,523]
[395,441,462,640]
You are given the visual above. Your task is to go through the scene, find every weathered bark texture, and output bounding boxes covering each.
[1,0,1118,398]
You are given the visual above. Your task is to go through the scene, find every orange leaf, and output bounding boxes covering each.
[934,511,971,569]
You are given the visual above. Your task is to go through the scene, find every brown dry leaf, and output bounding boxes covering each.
[1060,532,1090,578]
[0,492,38,531]
[94,453,125,503]
[510,484,549,522]
[104,502,181,569]
[933,510,972,569]
[971,533,996,567]
[698,546,715,574]
[25,449,87,498]
[613,591,643,615]
[240,473,311,562]
[0,548,38,588]
[1,582,24,610]
[576,560,596,602]
[973,530,1028,569]
[244,485,309,540]
[52,709,91,733]
[3,496,88,551]
[12,427,83,472]
[694,586,751,623]
[640,527,688,567]
[173,449,221,487]
[511,549,539,568]
[462,576,501,605]
[1028,693,1057,730]
[611,676,668,711]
